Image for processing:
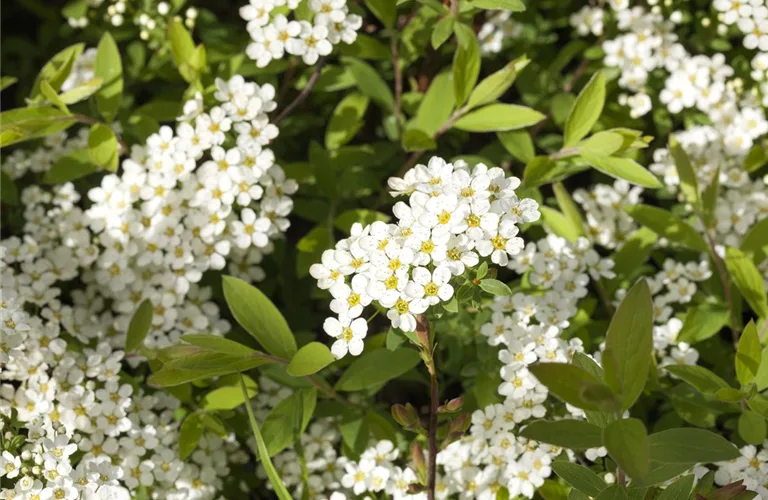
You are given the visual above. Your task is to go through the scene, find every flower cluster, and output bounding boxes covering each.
[649,126,768,254]
[567,0,768,145]
[573,180,644,250]
[325,235,616,499]
[65,1,198,47]
[311,157,541,359]
[715,442,768,496]
[0,73,295,499]
[240,0,362,67]
[80,74,295,349]
[477,10,522,55]
[0,290,248,500]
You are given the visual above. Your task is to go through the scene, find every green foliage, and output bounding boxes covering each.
[222,275,297,359]
[287,342,335,376]
[602,279,654,411]
[519,420,603,449]
[125,299,153,352]
[335,348,421,391]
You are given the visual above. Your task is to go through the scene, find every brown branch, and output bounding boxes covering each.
[276,58,298,106]
[427,369,439,500]
[273,57,327,125]
[392,34,404,131]
[421,317,439,500]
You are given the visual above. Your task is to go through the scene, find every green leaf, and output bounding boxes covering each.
[479,278,512,296]
[564,71,606,147]
[431,16,455,49]
[528,362,618,412]
[657,475,695,500]
[202,379,258,411]
[325,93,369,149]
[738,410,767,445]
[412,71,455,137]
[498,130,534,164]
[604,418,650,479]
[148,353,269,387]
[452,104,545,132]
[179,412,204,460]
[669,137,699,205]
[748,394,768,419]
[595,485,628,500]
[364,0,396,27]
[471,0,525,11]
[222,275,297,359]
[335,348,421,391]
[540,207,581,243]
[741,217,768,265]
[522,156,590,187]
[1,172,18,205]
[41,150,97,184]
[676,304,729,344]
[715,387,744,403]
[665,365,731,394]
[287,342,335,376]
[0,76,17,92]
[581,152,662,189]
[580,131,625,156]
[754,348,768,391]
[31,44,84,98]
[62,0,88,19]
[239,375,292,500]
[736,320,762,386]
[262,389,317,455]
[602,279,654,411]
[519,419,603,449]
[551,462,606,497]
[181,334,259,356]
[453,22,475,48]
[648,428,741,464]
[744,142,768,173]
[701,167,720,228]
[58,78,103,105]
[452,33,481,107]
[467,56,529,110]
[40,80,69,113]
[386,327,407,350]
[344,57,394,113]
[88,124,119,172]
[0,106,77,148]
[610,227,657,280]
[624,204,708,252]
[94,32,123,121]
[726,247,768,318]
[402,128,437,152]
[553,182,585,239]
[168,17,197,81]
[634,463,697,488]
[125,299,153,352]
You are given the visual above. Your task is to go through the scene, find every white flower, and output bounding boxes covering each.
[324,315,367,358]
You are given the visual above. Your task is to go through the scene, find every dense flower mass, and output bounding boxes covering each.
[311,157,541,358]
[240,0,362,67]
[4,0,768,498]
[0,72,294,499]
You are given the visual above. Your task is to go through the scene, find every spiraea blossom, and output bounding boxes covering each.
[240,0,362,67]
[311,157,541,359]
[0,74,295,499]
[65,1,198,47]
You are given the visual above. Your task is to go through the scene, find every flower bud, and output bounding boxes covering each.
[438,396,463,414]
